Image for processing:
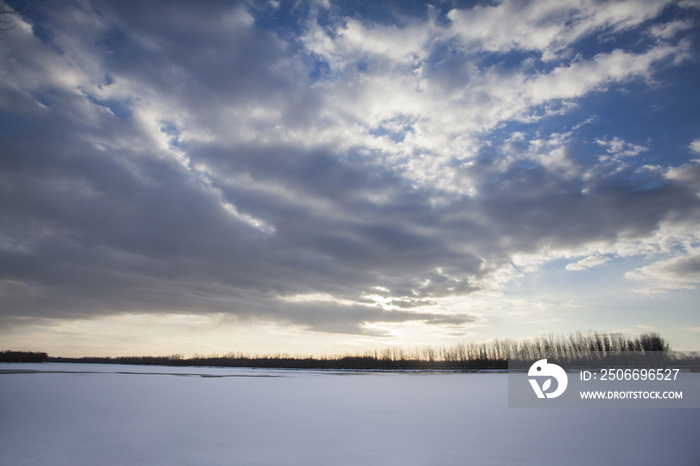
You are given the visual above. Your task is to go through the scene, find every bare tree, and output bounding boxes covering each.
[1,2,29,36]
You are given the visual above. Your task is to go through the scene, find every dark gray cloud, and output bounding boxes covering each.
[1,0,700,335]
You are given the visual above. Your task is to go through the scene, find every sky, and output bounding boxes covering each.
[1,0,699,357]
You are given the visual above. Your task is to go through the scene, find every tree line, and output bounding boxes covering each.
[11,331,695,370]
[0,350,48,363]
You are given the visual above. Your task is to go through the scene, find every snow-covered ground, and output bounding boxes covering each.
[1,363,698,465]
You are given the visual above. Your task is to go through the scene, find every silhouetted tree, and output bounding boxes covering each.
[638,332,670,352]
[40,331,686,371]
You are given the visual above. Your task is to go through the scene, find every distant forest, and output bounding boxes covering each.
[0,351,48,363]
[4,331,698,370]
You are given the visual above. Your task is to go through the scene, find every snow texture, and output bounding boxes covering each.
[1,363,698,465]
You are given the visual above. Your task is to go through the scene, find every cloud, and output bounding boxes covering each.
[1,0,699,337]
[625,250,700,294]
[596,137,648,158]
[649,19,695,39]
[290,0,689,199]
[666,160,700,195]
[690,139,700,155]
[566,255,613,271]
[447,0,669,60]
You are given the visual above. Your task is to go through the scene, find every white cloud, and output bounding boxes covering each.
[566,255,613,271]
[625,249,700,294]
[596,137,648,158]
[649,19,695,38]
[448,0,669,60]
[526,45,679,105]
[666,160,700,194]
[690,139,700,155]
